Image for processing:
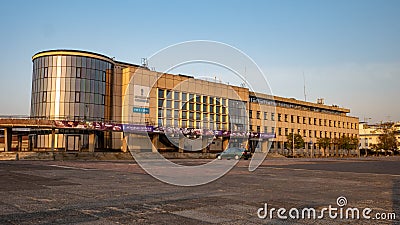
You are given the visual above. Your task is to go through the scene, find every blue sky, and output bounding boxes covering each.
[0,0,399,123]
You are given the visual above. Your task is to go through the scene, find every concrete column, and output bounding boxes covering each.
[50,129,56,151]
[17,135,22,151]
[28,135,33,151]
[122,135,128,152]
[202,136,208,153]
[261,140,268,153]
[222,138,229,151]
[88,133,95,152]
[178,136,184,153]
[4,128,12,152]
[151,134,159,153]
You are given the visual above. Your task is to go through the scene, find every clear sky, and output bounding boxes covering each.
[0,0,399,124]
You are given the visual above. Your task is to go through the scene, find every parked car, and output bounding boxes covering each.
[216,147,252,160]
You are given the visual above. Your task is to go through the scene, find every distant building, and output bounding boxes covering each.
[359,122,400,150]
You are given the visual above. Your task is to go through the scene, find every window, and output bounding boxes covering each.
[271,113,275,121]
[42,92,47,102]
[297,116,301,123]
[174,92,180,100]
[158,89,165,99]
[76,67,81,78]
[303,117,306,124]
[309,118,312,125]
[284,114,288,122]
[278,114,282,121]
[102,71,106,82]
[264,112,268,120]
[166,90,172,99]
[264,126,268,132]
[75,92,80,103]
[291,115,294,123]
[202,96,208,103]
[285,128,288,136]
[166,100,172,108]
[257,126,261,133]
[278,128,282,136]
[271,127,275,134]
[249,110,253,118]
[249,125,253,131]
[44,67,48,78]
[256,111,261,119]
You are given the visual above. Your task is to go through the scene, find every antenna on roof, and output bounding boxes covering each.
[141,58,148,68]
[303,72,307,102]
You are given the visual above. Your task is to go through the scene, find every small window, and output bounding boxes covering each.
[75,92,80,103]
[42,92,47,102]
[102,71,106,82]
[158,89,165,99]
[44,67,48,78]
[76,67,81,78]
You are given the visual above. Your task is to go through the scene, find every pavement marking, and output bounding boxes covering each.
[262,166,400,177]
[48,164,97,171]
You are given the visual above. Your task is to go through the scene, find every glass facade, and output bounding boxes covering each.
[30,54,113,121]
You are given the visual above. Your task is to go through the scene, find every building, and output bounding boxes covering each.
[359,122,400,151]
[0,49,359,156]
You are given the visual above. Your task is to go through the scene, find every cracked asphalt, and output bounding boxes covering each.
[0,157,399,224]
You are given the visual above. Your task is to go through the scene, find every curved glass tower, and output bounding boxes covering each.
[31,50,114,121]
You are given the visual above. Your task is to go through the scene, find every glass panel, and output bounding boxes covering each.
[71,56,76,67]
[66,56,71,67]
[61,56,67,67]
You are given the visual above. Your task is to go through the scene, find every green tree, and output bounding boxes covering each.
[286,133,305,156]
[317,137,331,157]
[333,136,359,156]
[376,122,398,153]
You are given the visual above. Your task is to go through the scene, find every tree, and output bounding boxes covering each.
[333,136,359,156]
[376,122,398,153]
[286,133,305,156]
[316,137,331,157]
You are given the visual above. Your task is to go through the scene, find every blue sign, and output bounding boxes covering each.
[133,107,149,114]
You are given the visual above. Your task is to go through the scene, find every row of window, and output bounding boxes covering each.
[30,102,105,121]
[33,67,107,82]
[249,125,356,138]
[158,108,228,122]
[34,55,112,71]
[158,99,227,114]
[158,89,228,105]
[250,96,344,116]
[157,118,228,130]
[32,91,105,105]
[249,110,357,129]
[32,78,106,95]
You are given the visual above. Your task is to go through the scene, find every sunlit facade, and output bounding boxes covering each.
[28,49,359,155]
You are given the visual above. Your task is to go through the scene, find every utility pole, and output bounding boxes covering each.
[292,132,295,157]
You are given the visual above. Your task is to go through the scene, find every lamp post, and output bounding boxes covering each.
[292,132,295,157]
